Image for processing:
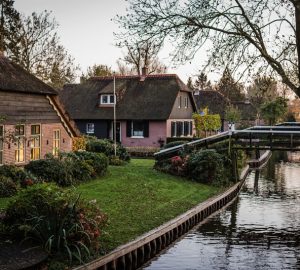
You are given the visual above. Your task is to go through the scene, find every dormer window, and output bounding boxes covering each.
[100,94,115,105]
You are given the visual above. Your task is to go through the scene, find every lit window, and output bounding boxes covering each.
[15,125,25,163]
[53,130,60,157]
[0,125,3,165]
[30,125,41,160]
[86,123,95,134]
[100,94,115,104]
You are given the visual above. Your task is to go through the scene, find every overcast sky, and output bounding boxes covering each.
[14,0,217,83]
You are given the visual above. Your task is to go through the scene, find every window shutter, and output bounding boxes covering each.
[171,122,176,137]
[144,121,149,137]
[184,121,188,136]
[126,121,131,137]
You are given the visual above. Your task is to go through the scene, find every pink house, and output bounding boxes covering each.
[60,73,197,148]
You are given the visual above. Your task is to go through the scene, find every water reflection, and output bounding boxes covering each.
[142,152,300,270]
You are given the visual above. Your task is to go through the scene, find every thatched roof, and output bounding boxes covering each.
[0,53,57,95]
[193,90,229,118]
[193,90,257,120]
[60,74,196,120]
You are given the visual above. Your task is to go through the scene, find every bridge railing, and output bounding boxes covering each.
[154,132,229,160]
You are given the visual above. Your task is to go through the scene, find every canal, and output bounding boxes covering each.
[142,152,300,269]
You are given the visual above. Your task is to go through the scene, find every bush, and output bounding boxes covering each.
[0,175,17,197]
[86,139,130,163]
[72,151,109,176]
[163,141,187,149]
[186,149,228,185]
[25,158,73,187]
[109,156,125,166]
[3,183,107,264]
[0,165,27,183]
[126,146,160,157]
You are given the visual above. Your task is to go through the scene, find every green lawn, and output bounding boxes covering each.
[76,159,220,251]
[0,159,220,252]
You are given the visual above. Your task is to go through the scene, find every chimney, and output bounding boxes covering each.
[142,66,149,76]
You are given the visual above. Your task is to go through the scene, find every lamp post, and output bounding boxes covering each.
[113,73,117,157]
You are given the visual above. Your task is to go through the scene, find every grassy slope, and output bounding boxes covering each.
[76,159,220,251]
[0,159,220,252]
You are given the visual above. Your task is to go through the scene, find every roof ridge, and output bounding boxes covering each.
[90,73,178,81]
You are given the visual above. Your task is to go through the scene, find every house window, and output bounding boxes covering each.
[178,96,182,108]
[126,120,149,138]
[0,125,3,165]
[171,121,193,137]
[30,125,41,161]
[86,123,95,134]
[53,130,60,156]
[15,124,25,163]
[184,97,188,108]
[100,94,115,105]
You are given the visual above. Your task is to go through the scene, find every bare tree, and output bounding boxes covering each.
[8,11,78,89]
[116,0,300,96]
[118,40,167,75]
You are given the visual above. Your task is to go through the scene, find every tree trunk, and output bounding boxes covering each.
[294,1,300,85]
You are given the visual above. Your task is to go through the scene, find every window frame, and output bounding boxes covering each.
[30,124,41,161]
[184,97,189,108]
[131,120,145,138]
[53,129,60,157]
[15,124,25,163]
[178,96,182,108]
[86,123,95,134]
[100,94,115,105]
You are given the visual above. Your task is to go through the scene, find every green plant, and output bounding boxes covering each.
[261,97,288,125]
[225,105,241,123]
[25,158,72,186]
[109,156,125,166]
[3,183,107,264]
[163,141,187,149]
[193,109,221,137]
[0,175,17,197]
[187,149,228,185]
[72,151,109,176]
[86,138,130,162]
[0,165,27,184]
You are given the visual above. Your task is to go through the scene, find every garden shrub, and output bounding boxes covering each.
[186,149,228,185]
[109,156,125,166]
[163,141,187,149]
[3,183,107,264]
[0,175,17,197]
[0,165,27,183]
[72,151,109,176]
[25,158,73,187]
[86,139,130,163]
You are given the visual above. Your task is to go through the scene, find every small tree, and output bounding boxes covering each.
[261,97,288,125]
[225,105,241,124]
[193,109,221,137]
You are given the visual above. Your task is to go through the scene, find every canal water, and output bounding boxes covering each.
[142,153,300,270]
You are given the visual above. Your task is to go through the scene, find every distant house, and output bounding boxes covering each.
[0,52,79,165]
[193,90,258,130]
[60,73,197,147]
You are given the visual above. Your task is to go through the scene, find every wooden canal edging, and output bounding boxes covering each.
[247,150,272,169]
[73,166,250,270]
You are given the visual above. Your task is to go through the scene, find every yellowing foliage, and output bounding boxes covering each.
[193,109,221,137]
[72,136,87,151]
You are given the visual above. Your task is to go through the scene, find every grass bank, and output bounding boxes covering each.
[77,159,220,251]
[0,159,220,252]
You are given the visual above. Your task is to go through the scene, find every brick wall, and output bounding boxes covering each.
[1,122,72,166]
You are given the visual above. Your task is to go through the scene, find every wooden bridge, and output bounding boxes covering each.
[154,123,300,160]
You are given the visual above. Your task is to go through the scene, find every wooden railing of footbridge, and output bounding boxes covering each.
[154,123,300,160]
